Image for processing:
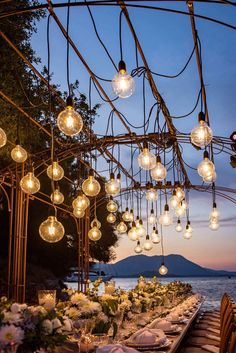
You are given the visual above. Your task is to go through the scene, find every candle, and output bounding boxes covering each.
[38,290,56,309]
[104,281,115,295]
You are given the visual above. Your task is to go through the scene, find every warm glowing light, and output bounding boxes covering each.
[187,221,193,233]
[73,208,85,218]
[128,222,139,241]
[0,128,7,148]
[82,170,101,197]
[159,263,168,275]
[39,216,65,243]
[209,222,220,230]
[20,172,40,195]
[50,189,64,204]
[159,204,173,226]
[91,218,101,229]
[138,143,156,170]
[11,145,28,163]
[175,220,182,232]
[47,161,64,181]
[88,226,102,241]
[191,112,213,148]
[116,221,127,234]
[175,187,185,201]
[122,208,132,222]
[107,213,116,224]
[150,228,161,244]
[112,61,135,98]
[107,198,118,213]
[146,187,158,201]
[203,170,217,183]
[181,199,188,210]
[143,235,153,251]
[175,204,185,218]
[183,225,192,239]
[151,156,167,181]
[169,191,179,209]
[197,151,215,179]
[105,173,120,196]
[210,203,219,219]
[148,209,157,225]
[72,193,90,210]
[134,240,142,254]
[57,97,83,136]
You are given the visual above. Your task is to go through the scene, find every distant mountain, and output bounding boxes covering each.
[100,254,236,277]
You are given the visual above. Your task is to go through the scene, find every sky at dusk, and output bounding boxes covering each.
[31,1,236,271]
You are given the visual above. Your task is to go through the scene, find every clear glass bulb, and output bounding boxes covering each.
[151,161,167,181]
[39,216,65,243]
[82,175,101,197]
[107,212,116,224]
[203,170,217,183]
[209,222,220,230]
[88,226,102,241]
[11,145,28,163]
[0,128,7,148]
[112,71,135,98]
[116,221,127,234]
[57,106,83,136]
[148,211,157,225]
[191,119,213,148]
[122,208,131,222]
[159,206,173,226]
[183,230,192,239]
[105,178,120,197]
[181,199,188,210]
[47,161,64,181]
[150,229,161,244]
[134,241,142,254]
[197,157,215,179]
[210,206,219,219]
[175,187,185,201]
[175,220,182,232]
[175,205,185,218]
[143,235,153,251]
[91,218,101,229]
[159,264,168,275]
[107,199,118,213]
[138,148,156,170]
[137,224,147,238]
[20,172,40,194]
[50,189,64,204]
[73,208,85,218]
[72,194,90,210]
[128,224,139,241]
[146,188,158,201]
[169,193,179,209]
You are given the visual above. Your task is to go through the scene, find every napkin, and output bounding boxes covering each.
[129,328,166,345]
[97,344,139,353]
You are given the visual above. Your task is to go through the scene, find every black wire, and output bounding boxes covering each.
[170,88,202,119]
[66,0,71,95]
[92,79,119,102]
[119,10,124,61]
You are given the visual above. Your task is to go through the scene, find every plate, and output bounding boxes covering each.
[124,339,172,351]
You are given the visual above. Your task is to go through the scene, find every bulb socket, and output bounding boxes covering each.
[89,169,94,177]
[125,207,129,212]
[203,150,209,159]
[137,240,140,246]
[150,209,154,214]
[143,141,148,150]
[131,221,136,227]
[66,96,74,108]
[110,172,115,180]
[177,219,181,224]
[198,111,205,122]
[153,226,156,231]
[156,155,161,163]
[118,60,126,74]
[117,172,121,181]
[146,234,150,240]
[164,204,169,212]
[213,202,217,208]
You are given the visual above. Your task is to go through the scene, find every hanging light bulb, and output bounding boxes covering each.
[122,207,131,222]
[134,240,142,254]
[143,234,153,251]
[197,151,215,179]
[175,204,185,218]
[150,227,161,244]
[191,112,213,148]
[128,222,139,241]
[209,221,220,230]
[129,209,134,222]
[116,221,127,234]
[112,60,135,98]
[73,208,85,218]
[137,142,156,170]
[105,173,120,196]
[50,189,64,205]
[209,203,219,219]
[135,216,141,228]
[20,171,40,195]
[148,209,157,225]
[0,128,7,148]
[91,218,101,229]
[187,221,193,233]
[107,197,118,213]
[181,199,188,210]
[151,155,167,181]
[136,219,147,238]
[146,185,158,201]
[72,193,90,210]
[203,170,217,183]
[88,224,102,241]
[82,169,101,197]
[183,226,192,239]
[169,190,179,209]
[57,96,83,136]
[159,204,173,226]
[175,186,185,201]
[175,219,182,232]
[47,161,64,181]
[39,216,65,243]
[11,144,28,163]
[159,263,168,276]
[107,212,116,224]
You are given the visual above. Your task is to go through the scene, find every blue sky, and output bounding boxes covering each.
[31,1,236,270]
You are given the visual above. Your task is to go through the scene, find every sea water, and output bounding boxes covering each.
[65,276,236,309]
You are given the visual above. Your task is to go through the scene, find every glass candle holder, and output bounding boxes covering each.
[104,281,115,295]
[38,289,56,309]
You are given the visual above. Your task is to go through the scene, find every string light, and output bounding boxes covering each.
[112,60,135,98]
[105,172,120,196]
[191,112,213,148]
[107,212,116,223]
[0,128,7,148]
[72,193,90,210]
[197,151,215,180]
[39,216,65,243]
[20,171,40,195]
[57,96,83,136]
[73,208,85,218]
[116,221,127,234]
[50,189,64,205]
[151,155,167,181]
[88,224,102,241]
[82,169,101,197]
[107,197,118,213]
[138,142,156,170]
[11,145,28,163]
[47,161,64,181]
[122,207,132,222]
[134,240,142,254]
